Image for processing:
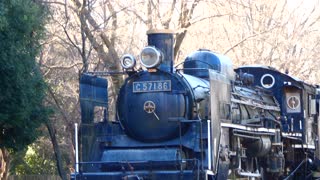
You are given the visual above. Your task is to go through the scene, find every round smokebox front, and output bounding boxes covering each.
[117,71,193,142]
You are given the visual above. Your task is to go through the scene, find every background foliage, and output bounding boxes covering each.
[0,0,50,178]
[12,138,57,175]
[0,0,48,151]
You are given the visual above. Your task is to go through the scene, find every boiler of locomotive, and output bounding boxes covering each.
[117,30,210,142]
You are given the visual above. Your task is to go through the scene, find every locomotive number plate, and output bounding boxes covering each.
[133,80,171,93]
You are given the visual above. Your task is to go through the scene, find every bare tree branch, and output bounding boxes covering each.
[106,1,117,46]
[42,63,83,70]
[224,29,274,55]
[162,0,177,28]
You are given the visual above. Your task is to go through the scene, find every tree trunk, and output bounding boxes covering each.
[174,30,187,60]
[46,121,67,180]
[1,148,9,180]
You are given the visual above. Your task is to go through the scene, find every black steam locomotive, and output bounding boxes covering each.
[72,30,320,180]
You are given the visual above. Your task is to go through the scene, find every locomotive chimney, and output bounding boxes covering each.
[147,29,174,72]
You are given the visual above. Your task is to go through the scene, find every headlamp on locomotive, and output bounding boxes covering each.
[140,46,163,68]
[120,54,136,70]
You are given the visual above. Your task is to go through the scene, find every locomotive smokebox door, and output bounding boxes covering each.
[209,69,231,173]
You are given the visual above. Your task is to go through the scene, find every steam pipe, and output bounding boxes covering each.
[236,152,261,178]
[75,123,79,173]
[235,137,261,178]
[236,169,261,178]
[207,120,211,170]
